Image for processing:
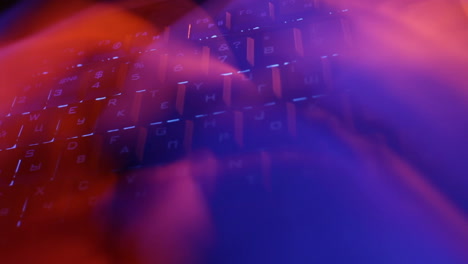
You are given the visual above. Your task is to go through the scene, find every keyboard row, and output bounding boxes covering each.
[61,0,350,60]
[0,56,345,149]
[0,94,353,184]
[1,15,348,116]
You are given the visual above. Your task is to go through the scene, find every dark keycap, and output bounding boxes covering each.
[164,45,209,82]
[188,14,229,40]
[66,170,111,218]
[100,127,147,172]
[280,60,326,99]
[205,36,255,71]
[60,46,88,67]
[275,0,321,19]
[0,94,13,116]
[57,135,102,175]
[144,119,191,165]
[0,116,22,149]
[11,78,50,115]
[90,38,128,62]
[183,76,229,116]
[18,109,60,146]
[321,54,347,91]
[112,169,154,210]
[294,97,325,134]
[192,111,241,154]
[83,61,125,100]
[14,142,60,185]
[138,86,180,125]
[216,151,271,194]
[242,103,294,149]
[0,149,20,185]
[303,17,350,56]
[47,69,84,107]
[96,93,142,132]
[146,20,187,44]
[0,185,26,234]
[230,68,281,107]
[258,27,304,66]
[123,51,165,93]
[57,100,103,138]
[128,30,166,54]
[228,1,275,31]
[22,180,67,228]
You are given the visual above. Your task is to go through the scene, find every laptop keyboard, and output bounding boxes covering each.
[0,0,353,239]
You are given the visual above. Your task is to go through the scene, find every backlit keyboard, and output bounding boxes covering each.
[0,0,354,241]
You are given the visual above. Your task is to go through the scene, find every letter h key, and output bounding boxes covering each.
[182,77,230,116]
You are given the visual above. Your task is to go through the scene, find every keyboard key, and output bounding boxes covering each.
[164,45,209,82]
[228,1,275,31]
[183,77,230,116]
[22,180,68,228]
[231,68,281,107]
[112,168,155,209]
[60,46,88,67]
[192,111,241,154]
[18,109,60,145]
[128,30,166,53]
[83,61,125,100]
[47,69,84,107]
[206,36,255,71]
[66,170,113,218]
[258,27,304,65]
[0,94,13,116]
[100,127,147,171]
[303,18,350,56]
[280,60,326,99]
[90,38,128,62]
[0,149,20,185]
[0,116,22,149]
[96,93,142,132]
[157,23,191,47]
[123,51,165,92]
[144,120,191,165]
[11,78,50,114]
[217,151,271,192]
[138,86,180,125]
[188,14,229,40]
[57,101,103,138]
[0,185,26,233]
[57,135,102,175]
[275,0,321,19]
[242,103,294,149]
[320,54,347,91]
[15,142,60,185]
